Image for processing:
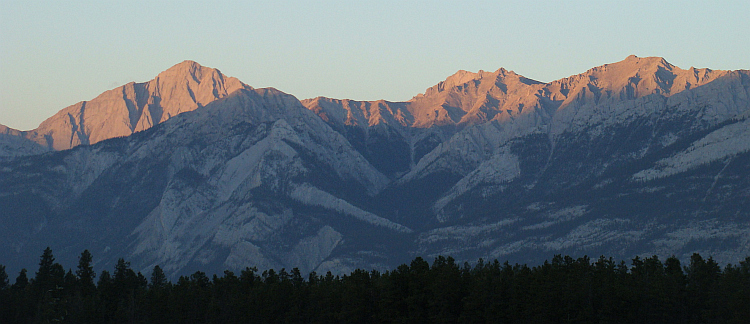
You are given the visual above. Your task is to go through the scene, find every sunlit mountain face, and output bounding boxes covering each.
[2,56,749,278]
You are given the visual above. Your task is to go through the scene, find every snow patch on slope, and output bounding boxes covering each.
[212,206,294,246]
[521,205,588,230]
[418,218,519,245]
[285,226,344,273]
[400,123,507,183]
[650,219,750,253]
[216,120,302,200]
[433,148,520,221]
[633,119,750,181]
[0,134,50,157]
[542,218,647,251]
[60,148,122,201]
[223,241,279,271]
[290,183,413,233]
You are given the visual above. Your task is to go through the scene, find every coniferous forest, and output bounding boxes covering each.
[1,248,749,323]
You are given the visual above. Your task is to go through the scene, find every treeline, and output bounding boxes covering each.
[1,248,749,323]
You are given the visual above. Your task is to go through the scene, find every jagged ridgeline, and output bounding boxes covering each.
[1,248,748,323]
[1,56,750,279]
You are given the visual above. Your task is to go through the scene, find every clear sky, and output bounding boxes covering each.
[1,0,748,130]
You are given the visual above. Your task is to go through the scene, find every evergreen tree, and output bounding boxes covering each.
[211,270,243,323]
[685,253,722,322]
[171,271,212,323]
[71,252,97,324]
[34,247,59,293]
[405,257,431,323]
[76,249,96,294]
[30,247,67,322]
[718,257,750,323]
[0,265,9,323]
[427,256,463,323]
[8,269,32,323]
[113,258,145,322]
[4,246,750,322]
[340,269,376,323]
[64,269,77,287]
[0,265,8,290]
[663,256,687,322]
[96,270,117,322]
[144,265,171,323]
[12,268,29,290]
[590,256,622,322]
[149,265,167,290]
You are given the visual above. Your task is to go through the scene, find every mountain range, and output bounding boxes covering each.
[1,56,749,278]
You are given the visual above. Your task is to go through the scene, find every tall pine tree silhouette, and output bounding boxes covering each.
[76,250,96,294]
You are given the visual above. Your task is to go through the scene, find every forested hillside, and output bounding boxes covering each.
[1,248,748,323]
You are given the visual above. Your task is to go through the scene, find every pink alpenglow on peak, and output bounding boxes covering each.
[11,61,251,151]
[0,56,736,155]
[303,56,731,131]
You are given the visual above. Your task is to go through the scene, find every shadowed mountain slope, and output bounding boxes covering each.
[2,56,749,278]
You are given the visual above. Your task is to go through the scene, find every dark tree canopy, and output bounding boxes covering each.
[0,248,749,323]
[0,265,8,290]
[76,250,96,293]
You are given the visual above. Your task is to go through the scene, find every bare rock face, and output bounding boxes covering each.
[301,56,750,268]
[302,68,546,130]
[302,56,736,178]
[0,85,395,278]
[305,56,728,132]
[2,56,750,279]
[302,98,413,129]
[0,124,50,157]
[407,68,546,127]
[14,61,250,151]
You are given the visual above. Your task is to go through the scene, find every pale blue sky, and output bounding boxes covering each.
[1,0,748,130]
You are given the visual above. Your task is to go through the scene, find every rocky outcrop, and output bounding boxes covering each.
[2,56,749,279]
[6,61,249,152]
[0,86,397,278]
[0,124,49,157]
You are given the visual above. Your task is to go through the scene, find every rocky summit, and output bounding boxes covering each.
[1,56,749,278]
